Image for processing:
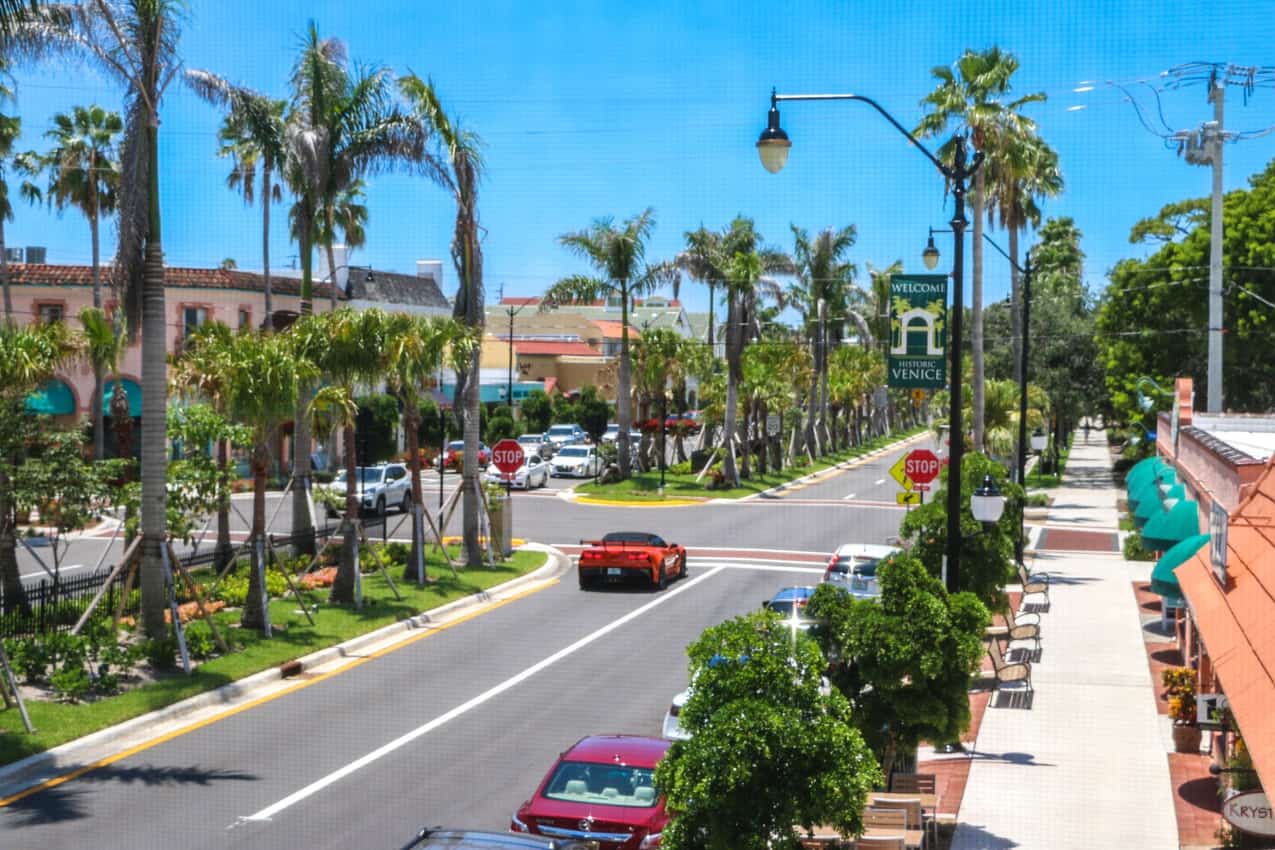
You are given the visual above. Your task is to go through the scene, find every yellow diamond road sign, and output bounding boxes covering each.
[897,492,921,505]
[889,455,914,491]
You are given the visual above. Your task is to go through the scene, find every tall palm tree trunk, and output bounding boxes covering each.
[461,347,482,566]
[262,161,274,324]
[138,121,169,643]
[214,438,232,571]
[721,296,740,487]
[616,291,633,478]
[403,404,427,583]
[0,467,28,614]
[971,170,986,451]
[242,440,271,632]
[331,421,360,603]
[0,216,10,321]
[292,226,316,557]
[90,188,106,459]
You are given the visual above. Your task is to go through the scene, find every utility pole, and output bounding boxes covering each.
[498,284,527,413]
[1207,79,1224,413]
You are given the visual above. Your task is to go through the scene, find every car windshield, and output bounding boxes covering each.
[603,532,663,546]
[547,426,576,436]
[766,600,810,617]
[447,441,466,451]
[335,467,384,485]
[829,556,880,578]
[558,447,589,458]
[518,435,542,444]
[605,424,618,433]
[541,760,659,808]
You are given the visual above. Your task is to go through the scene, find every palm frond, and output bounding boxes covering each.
[541,275,609,308]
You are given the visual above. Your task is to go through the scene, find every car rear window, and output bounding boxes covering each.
[542,760,659,808]
[603,532,663,546]
[830,557,880,577]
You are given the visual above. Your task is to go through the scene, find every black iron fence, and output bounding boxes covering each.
[2,522,350,639]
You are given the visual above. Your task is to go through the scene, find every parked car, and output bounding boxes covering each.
[545,423,586,448]
[484,454,550,489]
[327,463,412,516]
[399,828,587,850]
[438,440,492,471]
[578,531,687,590]
[518,432,555,459]
[511,735,672,850]
[761,586,818,629]
[549,444,602,478]
[822,543,899,599]
[600,424,639,444]
[662,657,830,741]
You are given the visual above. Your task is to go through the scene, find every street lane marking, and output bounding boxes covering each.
[237,565,727,824]
[689,561,822,575]
[0,579,558,810]
[874,479,885,486]
[842,493,856,501]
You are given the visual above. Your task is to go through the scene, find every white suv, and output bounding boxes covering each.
[329,463,412,516]
[549,444,601,478]
[545,423,586,448]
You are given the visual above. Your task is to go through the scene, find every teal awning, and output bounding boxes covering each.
[1150,533,1210,600]
[25,379,76,416]
[1161,482,1186,501]
[1134,490,1168,526]
[1126,457,1166,492]
[103,378,142,417]
[1142,499,1201,552]
[1129,477,1166,517]
[1155,467,1178,485]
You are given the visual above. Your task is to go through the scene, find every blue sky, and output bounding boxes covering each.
[7,0,1275,317]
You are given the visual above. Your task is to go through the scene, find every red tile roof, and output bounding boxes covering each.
[514,340,602,357]
[500,296,541,306]
[7,263,341,298]
[1176,455,1275,790]
[591,319,626,339]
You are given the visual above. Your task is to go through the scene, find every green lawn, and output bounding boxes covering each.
[0,547,546,767]
[575,427,930,502]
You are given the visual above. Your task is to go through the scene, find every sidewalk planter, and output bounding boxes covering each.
[1172,724,1203,754]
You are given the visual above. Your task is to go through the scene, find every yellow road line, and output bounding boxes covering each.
[0,579,557,808]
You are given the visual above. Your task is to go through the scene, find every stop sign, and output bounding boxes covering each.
[492,439,525,475]
[905,449,941,485]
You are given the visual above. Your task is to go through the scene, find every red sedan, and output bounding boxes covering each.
[578,532,687,590]
[511,735,671,850]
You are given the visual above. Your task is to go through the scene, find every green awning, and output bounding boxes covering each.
[1155,467,1178,485]
[1126,457,1166,492]
[1142,499,1201,552]
[1134,490,1168,526]
[25,379,76,416]
[1161,482,1186,501]
[1150,533,1210,600]
[103,378,142,417]
[1129,477,1166,516]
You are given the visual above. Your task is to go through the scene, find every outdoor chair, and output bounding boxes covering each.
[1016,561,1051,610]
[868,795,923,831]
[985,606,1041,661]
[987,633,1033,705]
[887,774,938,844]
[862,808,908,831]
[853,834,906,849]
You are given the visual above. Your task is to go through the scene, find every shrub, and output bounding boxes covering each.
[1123,533,1157,562]
[50,664,92,702]
[213,568,289,606]
[182,622,218,660]
[144,636,180,670]
[669,460,692,475]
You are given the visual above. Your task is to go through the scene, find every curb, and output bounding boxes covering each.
[746,431,933,500]
[0,543,571,801]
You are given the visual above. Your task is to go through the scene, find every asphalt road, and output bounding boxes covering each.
[2,438,933,848]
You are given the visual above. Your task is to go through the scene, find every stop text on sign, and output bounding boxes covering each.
[905,450,941,485]
[492,439,525,474]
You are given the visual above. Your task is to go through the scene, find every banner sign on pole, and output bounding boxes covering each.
[888,273,948,389]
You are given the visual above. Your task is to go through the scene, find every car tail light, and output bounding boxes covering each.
[626,552,648,561]
[582,551,602,560]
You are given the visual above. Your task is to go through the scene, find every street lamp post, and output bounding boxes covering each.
[504,299,529,412]
[318,263,375,309]
[925,229,1035,565]
[760,88,982,594]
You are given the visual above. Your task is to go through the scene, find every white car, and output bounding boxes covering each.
[663,663,830,741]
[549,444,602,478]
[545,423,586,448]
[517,432,554,459]
[822,543,900,599]
[328,463,412,516]
[484,455,550,489]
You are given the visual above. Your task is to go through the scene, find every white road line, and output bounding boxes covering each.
[842,493,857,501]
[874,478,885,486]
[689,561,823,575]
[237,565,727,825]
[686,556,825,567]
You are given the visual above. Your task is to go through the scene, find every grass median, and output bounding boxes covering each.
[575,426,930,503]
[0,546,546,767]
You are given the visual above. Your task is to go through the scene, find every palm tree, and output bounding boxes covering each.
[984,123,1062,386]
[0,82,20,322]
[0,2,40,34]
[916,46,1043,452]
[0,319,76,612]
[789,225,857,456]
[184,74,285,328]
[78,306,133,457]
[178,326,316,633]
[14,1,189,642]
[538,208,676,481]
[293,307,392,604]
[399,74,488,566]
[21,105,122,456]
[285,24,423,556]
[383,312,474,582]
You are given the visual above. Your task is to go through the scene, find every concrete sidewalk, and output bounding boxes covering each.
[952,429,1180,849]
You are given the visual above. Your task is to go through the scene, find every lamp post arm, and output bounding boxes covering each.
[775,92,950,177]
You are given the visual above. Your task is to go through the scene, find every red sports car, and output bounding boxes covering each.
[578,532,687,590]
[511,735,672,850]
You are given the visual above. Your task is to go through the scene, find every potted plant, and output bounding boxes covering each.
[1163,667,1202,753]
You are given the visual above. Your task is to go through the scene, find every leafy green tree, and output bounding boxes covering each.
[540,208,676,479]
[0,320,76,612]
[916,46,1044,451]
[165,401,250,571]
[575,386,610,445]
[656,611,879,850]
[806,556,990,778]
[354,393,399,463]
[898,451,1021,613]
[518,390,553,434]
